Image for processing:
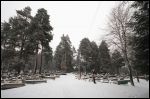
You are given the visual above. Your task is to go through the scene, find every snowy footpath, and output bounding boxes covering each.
[1,73,149,98]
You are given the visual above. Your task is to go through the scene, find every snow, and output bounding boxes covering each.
[1,73,149,98]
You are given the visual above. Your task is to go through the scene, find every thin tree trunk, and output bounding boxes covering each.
[79,60,81,79]
[65,51,67,72]
[78,52,81,79]
[124,31,134,86]
[2,40,7,72]
[136,70,140,82]
[124,51,134,86]
[39,45,43,74]
[128,63,134,86]
[34,44,38,74]
[18,41,25,74]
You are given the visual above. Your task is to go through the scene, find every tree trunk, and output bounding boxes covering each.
[79,64,81,79]
[18,41,25,74]
[124,52,134,86]
[39,45,43,74]
[2,40,6,72]
[122,26,134,86]
[136,70,140,82]
[65,51,67,72]
[34,44,38,74]
[128,63,134,86]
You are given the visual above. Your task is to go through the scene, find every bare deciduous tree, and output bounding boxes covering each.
[107,2,134,86]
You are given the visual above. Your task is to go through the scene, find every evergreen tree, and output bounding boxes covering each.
[1,22,14,71]
[129,1,149,74]
[79,38,92,73]
[31,8,53,74]
[54,34,73,72]
[111,50,124,74]
[61,35,73,72]
[1,7,33,73]
[90,41,99,73]
[54,44,63,71]
[72,46,77,70]
[99,40,112,73]
[78,38,100,73]
[42,47,53,73]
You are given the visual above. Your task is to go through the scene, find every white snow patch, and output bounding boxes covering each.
[1,73,149,98]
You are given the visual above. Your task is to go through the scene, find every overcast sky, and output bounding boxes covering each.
[1,1,118,52]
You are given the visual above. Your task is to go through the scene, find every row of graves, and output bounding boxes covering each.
[1,70,67,90]
[75,72,149,85]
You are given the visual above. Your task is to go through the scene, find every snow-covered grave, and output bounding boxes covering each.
[1,73,149,98]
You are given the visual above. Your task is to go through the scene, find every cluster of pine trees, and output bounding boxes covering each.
[53,34,73,72]
[1,7,53,74]
[53,35,124,75]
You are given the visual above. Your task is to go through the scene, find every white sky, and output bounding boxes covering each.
[1,1,118,52]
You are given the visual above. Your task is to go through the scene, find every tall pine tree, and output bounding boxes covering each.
[31,8,53,74]
[99,40,112,73]
[90,41,99,73]
[54,34,73,72]
[111,50,124,74]
[129,1,149,74]
[79,38,92,73]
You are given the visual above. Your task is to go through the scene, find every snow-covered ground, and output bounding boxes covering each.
[1,73,149,98]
